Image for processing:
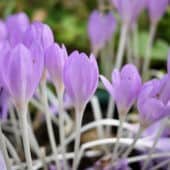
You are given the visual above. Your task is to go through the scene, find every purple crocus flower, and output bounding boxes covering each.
[0,151,6,170]
[0,21,7,41]
[147,0,169,24]
[6,12,29,46]
[88,10,116,53]
[63,51,99,110]
[138,53,170,128]
[23,21,54,52]
[1,43,44,108]
[101,64,142,116]
[45,43,68,92]
[137,78,170,128]
[111,0,146,25]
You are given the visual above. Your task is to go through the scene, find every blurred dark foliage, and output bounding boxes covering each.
[0,0,169,55]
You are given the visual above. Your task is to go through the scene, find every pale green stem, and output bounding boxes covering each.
[4,134,20,163]
[132,23,140,68]
[41,80,61,170]
[58,89,68,170]
[98,0,105,11]
[19,105,33,170]
[115,23,128,69]
[126,33,133,63]
[91,96,109,154]
[112,115,126,161]
[28,125,40,157]
[101,39,114,78]
[58,119,136,153]
[0,122,11,170]
[142,22,157,80]
[72,106,85,170]
[127,152,170,164]
[10,107,22,152]
[106,97,114,137]
[91,96,104,139]
[142,119,167,170]
[122,126,143,158]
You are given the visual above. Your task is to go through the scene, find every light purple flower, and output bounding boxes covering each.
[137,78,170,128]
[147,0,169,24]
[63,51,99,109]
[1,43,44,108]
[88,10,116,52]
[45,43,68,91]
[0,21,7,41]
[101,64,142,115]
[6,12,29,46]
[23,21,54,52]
[111,0,146,25]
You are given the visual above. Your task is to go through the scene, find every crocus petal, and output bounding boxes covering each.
[28,42,44,98]
[88,10,116,51]
[138,98,166,127]
[63,51,99,108]
[0,21,7,41]
[23,21,54,52]
[100,75,114,98]
[5,44,33,104]
[111,0,146,25]
[6,12,29,46]
[113,64,141,114]
[147,0,169,23]
[45,43,67,90]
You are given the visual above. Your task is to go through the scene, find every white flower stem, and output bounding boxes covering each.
[91,96,104,139]
[10,107,22,152]
[142,22,157,80]
[127,152,170,164]
[142,119,167,170]
[41,79,61,170]
[132,23,140,67]
[112,115,126,161]
[126,33,133,63]
[0,122,11,170]
[58,89,68,170]
[106,97,114,137]
[72,106,85,170]
[122,126,143,158]
[4,134,20,163]
[115,23,128,69]
[63,118,137,150]
[19,105,33,170]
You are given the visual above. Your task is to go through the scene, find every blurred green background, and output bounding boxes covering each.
[0,0,169,62]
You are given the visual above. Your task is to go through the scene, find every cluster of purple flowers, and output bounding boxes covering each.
[0,0,169,169]
[88,0,169,53]
[0,12,98,121]
[101,55,170,129]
